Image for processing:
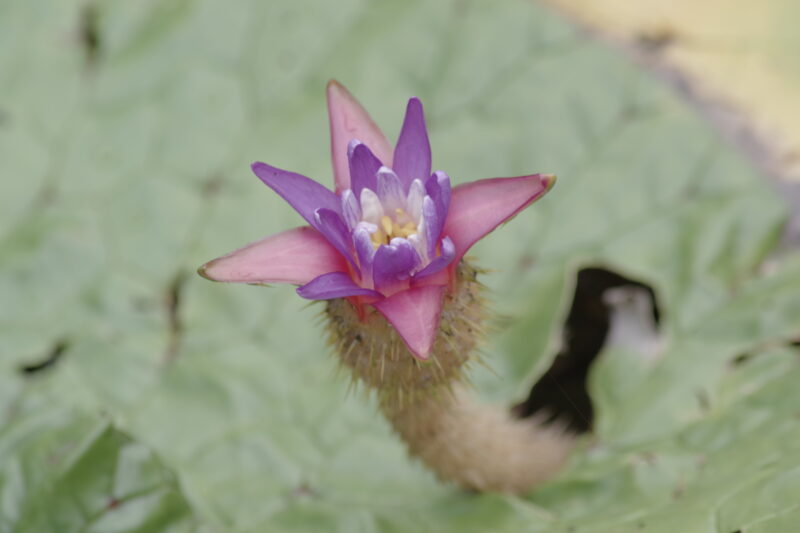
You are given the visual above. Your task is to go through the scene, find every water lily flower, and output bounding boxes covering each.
[199,81,554,360]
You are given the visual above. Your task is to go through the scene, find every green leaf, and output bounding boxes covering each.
[1,0,798,531]
[0,385,196,532]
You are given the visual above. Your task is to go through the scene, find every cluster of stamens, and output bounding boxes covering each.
[372,209,418,248]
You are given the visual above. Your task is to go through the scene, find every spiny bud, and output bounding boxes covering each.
[325,262,481,404]
[325,261,575,493]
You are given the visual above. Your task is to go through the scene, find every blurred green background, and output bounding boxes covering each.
[1,0,799,532]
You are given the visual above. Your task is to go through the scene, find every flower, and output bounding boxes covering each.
[199,81,554,360]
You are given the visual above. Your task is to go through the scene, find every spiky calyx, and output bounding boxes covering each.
[325,261,575,493]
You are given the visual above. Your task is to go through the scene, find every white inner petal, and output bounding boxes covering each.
[406,233,426,264]
[406,179,425,222]
[376,166,405,212]
[355,221,378,234]
[359,188,383,224]
[341,189,361,229]
[415,214,429,262]
[353,224,377,263]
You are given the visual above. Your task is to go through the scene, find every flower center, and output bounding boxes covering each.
[370,208,418,249]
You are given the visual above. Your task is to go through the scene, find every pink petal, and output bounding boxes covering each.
[198,226,347,285]
[412,269,449,289]
[327,80,393,193]
[444,174,555,263]
[373,285,445,360]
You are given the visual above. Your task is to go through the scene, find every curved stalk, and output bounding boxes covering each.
[325,262,575,493]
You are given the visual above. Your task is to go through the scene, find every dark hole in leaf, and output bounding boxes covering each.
[79,3,101,66]
[20,339,69,375]
[513,267,660,432]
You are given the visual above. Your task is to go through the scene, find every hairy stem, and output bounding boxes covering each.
[325,262,575,493]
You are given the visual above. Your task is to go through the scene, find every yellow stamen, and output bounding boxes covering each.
[398,222,416,238]
[370,229,387,248]
[380,216,394,236]
[369,210,419,249]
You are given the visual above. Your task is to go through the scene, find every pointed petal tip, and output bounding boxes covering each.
[326,79,348,99]
[327,78,346,91]
[197,263,214,281]
[250,161,274,183]
[410,347,432,361]
[411,339,434,360]
[541,173,557,191]
[197,258,231,282]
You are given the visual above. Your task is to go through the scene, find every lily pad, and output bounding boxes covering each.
[1,0,798,531]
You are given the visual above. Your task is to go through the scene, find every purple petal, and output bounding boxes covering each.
[393,97,431,189]
[348,141,382,197]
[426,170,451,219]
[252,162,340,228]
[341,189,361,229]
[377,167,405,212]
[314,208,358,273]
[414,236,455,280]
[421,196,440,257]
[297,271,381,300]
[372,239,420,292]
